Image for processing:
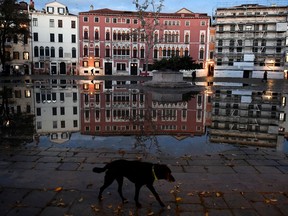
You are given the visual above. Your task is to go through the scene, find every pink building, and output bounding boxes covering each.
[78,8,210,78]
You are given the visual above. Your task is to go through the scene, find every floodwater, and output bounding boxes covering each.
[27,78,288,156]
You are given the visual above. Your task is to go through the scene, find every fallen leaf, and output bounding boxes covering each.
[148,211,154,215]
[175,197,182,202]
[187,192,194,196]
[54,187,63,192]
[167,205,171,210]
[216,192,222,197]
[78,197,83,202]
[91,205,100,212]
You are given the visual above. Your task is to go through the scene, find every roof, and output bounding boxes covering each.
[79,8,209,18]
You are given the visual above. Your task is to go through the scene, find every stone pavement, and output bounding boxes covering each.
[0,143,288,216]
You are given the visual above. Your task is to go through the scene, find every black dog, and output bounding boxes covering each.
[93,159,175,208]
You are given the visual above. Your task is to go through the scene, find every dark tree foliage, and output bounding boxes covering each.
[0,0,30,71]
[152,56,202,71]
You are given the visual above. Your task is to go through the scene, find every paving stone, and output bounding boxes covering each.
[39,206,68,216]
[34,162,60,170]
[21,190,55,208]
[57,162,80,171]
[223,192,252,208]
[6,207,42,216]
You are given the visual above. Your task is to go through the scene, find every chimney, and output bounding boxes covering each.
[90,5,94,11]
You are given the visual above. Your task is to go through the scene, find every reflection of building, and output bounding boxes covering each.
[30,1,78,76]
[79,82,206,137]
[31,2,80,143]
[78,8,210,78]
[210,89,285,148]
[34,82,79,143]
[213,4,288,78]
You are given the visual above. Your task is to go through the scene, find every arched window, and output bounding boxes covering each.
[200,33,205,44]
[184,48,189,56]
[83,45,88,56]
[133,47,137,58]
[45,46,49,56]
[185,33,189,43]
[118,46,121,55]
[153,48,158,59]
[40,46,44,56]
[59,47,63,58]
[117,30,121,40]
[51,47,55,57]
[113,30,117,40]
[84,29,88,39]
[106,31,110,40]
[140,46,145,58]
[113,46,117,55]
[122,46,126,55]
[94,30,99,40]
[72,47,76,58]
[199,48,204,59]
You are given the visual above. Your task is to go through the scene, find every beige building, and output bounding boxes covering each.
[213,4,288,79]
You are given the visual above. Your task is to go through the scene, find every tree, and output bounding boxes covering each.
[0,0,30,73]
[152,56,202,71]
[133,0,164,73]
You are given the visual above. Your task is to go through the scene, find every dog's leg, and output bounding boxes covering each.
[98,172,115,201]
[146,184,165,207]
[116,176,128,203]
[134,184,143,208]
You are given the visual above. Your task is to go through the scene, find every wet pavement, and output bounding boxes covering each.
[0,142,288,216]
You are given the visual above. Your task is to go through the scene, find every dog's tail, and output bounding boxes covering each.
[92,165,107,173]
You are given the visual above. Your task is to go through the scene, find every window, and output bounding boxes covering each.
[40,46,44,56]
[105,46,110,57]
[113,18,117,23]
[84,45,88,56]
[71,20,76,28]
[23,52,29,60]
[50,33,55,42]
[59,47,63,58]
[106,31,110,40]
[73,120,78,128]
[36,108,41,116]
[58,20,63,28]
[72,48,76,58]
[52,107,57,115]
[34,46,39,57]
[60,92,64,102]
[83,61,88,67]
[84,16,88,22]
[199,48,204,60]
[13,52,19,60]
[49,19,54,27]
[95,30,99,40]
[53,121,57,129]
[51,47,55,57]
[133,19,137,24]
[33,18,38,26]
[60,107,65,115]
[71,34,76,43]
[105,17,110,23]
[185,21,190,26]
[95,46,99,57]
[116,63,126,71]
[58,34,63,42]
[58,7,64,14]
[33,32,38,41]
[84,30,88,39]
[47,6,54,13]
[73,107,77,115]
[94,17,99,22]
[201,21,206,26]
[45,46,49,56]
[61,121,65,128]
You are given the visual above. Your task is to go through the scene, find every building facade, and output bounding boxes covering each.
[78,8,210,80]
[213,4,288,78]
[30,1,80,142]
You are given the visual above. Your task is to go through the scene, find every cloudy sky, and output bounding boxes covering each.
[33,0,285,16]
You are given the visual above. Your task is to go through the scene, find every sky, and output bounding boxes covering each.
[33,0,286,16]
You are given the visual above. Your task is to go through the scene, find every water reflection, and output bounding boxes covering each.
[1,78,288,153]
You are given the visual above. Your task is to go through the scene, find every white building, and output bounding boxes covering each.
[213,4,288,79]
[31,1,80,142]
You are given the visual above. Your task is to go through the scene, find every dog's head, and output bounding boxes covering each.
[156,164,175,182]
